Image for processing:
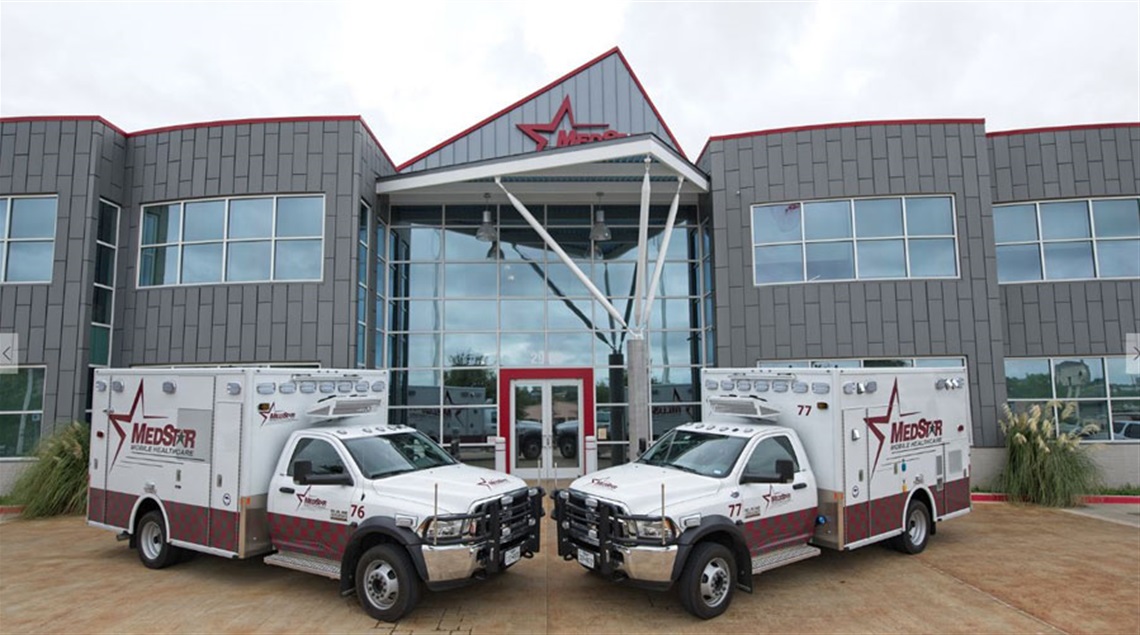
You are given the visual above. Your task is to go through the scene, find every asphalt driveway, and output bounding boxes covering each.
[1,503,1137,634]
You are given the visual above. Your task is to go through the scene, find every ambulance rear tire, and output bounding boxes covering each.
[893,499,931,554]
[678,542,736,619]
[136,510,182,569]
[356,544,420,622]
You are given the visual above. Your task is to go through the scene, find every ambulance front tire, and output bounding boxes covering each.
[136,510,183,569]
[678,541,736,619]
[893,498,931,555]
[356,544,420,622]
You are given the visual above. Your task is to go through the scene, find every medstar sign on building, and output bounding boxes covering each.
[0,47,1137,490]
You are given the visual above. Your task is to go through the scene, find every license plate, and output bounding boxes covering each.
[577,548,596,569]
[503,545,521,567]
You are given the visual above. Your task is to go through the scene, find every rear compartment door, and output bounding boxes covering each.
[209,389,242,555]
[88,375,112,524]
[842,408,870,545]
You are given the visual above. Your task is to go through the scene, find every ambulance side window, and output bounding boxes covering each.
[287,438,348,477]
[743,436,800,479]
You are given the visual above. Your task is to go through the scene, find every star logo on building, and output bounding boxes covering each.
[516,95,621,151]
[863,380,919,474]
[107,382,167,468]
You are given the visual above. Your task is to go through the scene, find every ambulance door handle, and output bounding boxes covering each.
[793,483,807,490]
[279,487,295,494]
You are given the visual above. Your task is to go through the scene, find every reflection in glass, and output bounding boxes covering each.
[857,239,905,278]
[443,224,488,260]
[908,238,957,277]
[651,331,695,367]
[445,263,497,297]
[143,205,181,245]
[804,200,851,240]
[444,300,497,331]
[1053,358,1105,398]
[139,246,179,286]
[552,384,581,470]
[181,243,223,283]
[9,197,57,239]
[1043,242,1094,279]
[993,204,1038,243]
[1059,401,1110,440]
[855,198,903,238]
[1106,358,1140,397]
[547,298,594,331]
[500,262,544,297]
[404,334,441,368]
[752,203,802,244]
[996,244,1042,282]
[1092,199,1140,237]
[444,366,497,405]
[500,333,544,365]
[755,245,802,283]
[183,201,225,242]
[1096,240,1140,278]
[905,197,954,236]
[501,300,544,331]
[275,239,321,280]
[1040,201,1090,240]
[6,242,53,282]
[806,242,854,280]
[1111,401,1140,440]
[547,332,594,366]
[514,383,542,467]
[444,333,497,367]
[443,407,497,443]
[226,241,271,281]
[228,198,273,239]
[275,196,323,237]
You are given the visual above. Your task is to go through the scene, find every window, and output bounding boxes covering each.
[0,368,45,457]
[1004,356,1138,442]
[0,196,57,283]
[138,195,323,286]
[286,438,348,476]
[91,200,118,367]
[751,196,957,284]
[357,201,371,368]
[994,197,1140,282]
[744,435,800,479]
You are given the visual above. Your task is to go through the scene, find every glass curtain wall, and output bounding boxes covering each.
[385,203,714,466]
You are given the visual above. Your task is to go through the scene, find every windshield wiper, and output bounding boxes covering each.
[665,463,701,475]
[370,467,419,479]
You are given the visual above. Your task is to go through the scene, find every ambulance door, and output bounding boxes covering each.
[88,374,113,524]
[842,408,870,546]
[209,377,242,554]
[269,434,359,560]
[737,433,818,554]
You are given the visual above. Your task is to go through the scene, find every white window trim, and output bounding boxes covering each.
[136,194,326,288]
[1004,355,1139,443]
[750,194,961,286]
[0,195,59,285]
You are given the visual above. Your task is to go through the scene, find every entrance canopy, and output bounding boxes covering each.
[376,134,709,205]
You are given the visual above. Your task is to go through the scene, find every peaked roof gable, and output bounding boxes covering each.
[398,47,683,172]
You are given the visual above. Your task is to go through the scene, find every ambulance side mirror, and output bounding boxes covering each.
[294,460,353,487]
[775,459,795,483]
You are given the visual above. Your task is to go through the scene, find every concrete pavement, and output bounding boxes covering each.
[1,502,1137,634]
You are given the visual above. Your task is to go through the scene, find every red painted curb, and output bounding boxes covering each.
[0,505,25,514]
[970,493,1140,505]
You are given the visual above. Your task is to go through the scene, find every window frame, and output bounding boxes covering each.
[993,196,1140,284]
[0,195,58,284]
[750,194,960,286]
[136,194,325,288]
[1004,355,1138,443]
[0,366,47,459]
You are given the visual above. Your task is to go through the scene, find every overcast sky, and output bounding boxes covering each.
[2,1,1137,163]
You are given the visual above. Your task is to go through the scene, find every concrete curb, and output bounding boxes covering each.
[971,493,1140,504]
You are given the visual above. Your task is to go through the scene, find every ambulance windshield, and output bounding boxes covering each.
[638,429,748,479]
[344,431,457,479]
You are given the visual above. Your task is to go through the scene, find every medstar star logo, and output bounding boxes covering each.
[862,380,920,473]
[516,95,628,151]
[107,382,167,469]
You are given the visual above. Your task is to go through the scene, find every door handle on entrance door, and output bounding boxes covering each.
[793,483,807,490]
[279,487,295,494]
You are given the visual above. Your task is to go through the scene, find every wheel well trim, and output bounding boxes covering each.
[128,496,168,547]
[672,515,753,590]
[903,487,936,535]
[340,518,425,593]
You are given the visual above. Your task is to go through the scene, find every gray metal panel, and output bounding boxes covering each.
[710,121,1005,447]
[403,50,681,172]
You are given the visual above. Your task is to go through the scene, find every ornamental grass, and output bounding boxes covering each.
[998,401,1102,507]
[9,422,90,517]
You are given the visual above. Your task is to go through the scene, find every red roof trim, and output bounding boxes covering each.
[0,115,129,137]
[1,115,396,171]
[697,118,987,164]
[395,46,684,171]
[986,122,1140,137]
[613,48,685,158]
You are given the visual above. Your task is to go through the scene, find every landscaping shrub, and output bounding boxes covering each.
[999,401,1102,507]
[8,422,90,517]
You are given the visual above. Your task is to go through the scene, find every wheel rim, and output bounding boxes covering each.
[907,505,928,546]
[364,559,400,611]
[140,520,163,561]
[698,556,731,608]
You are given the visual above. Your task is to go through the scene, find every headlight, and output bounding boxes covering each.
[420,517,476,541]
[621,518,676,541]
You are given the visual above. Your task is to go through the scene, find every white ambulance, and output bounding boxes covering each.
[87,367,543,621]
[552,367,971,618]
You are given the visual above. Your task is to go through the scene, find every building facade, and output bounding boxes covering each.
[1,48,1137,490]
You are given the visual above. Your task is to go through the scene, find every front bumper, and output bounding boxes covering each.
[552,489,677,585]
